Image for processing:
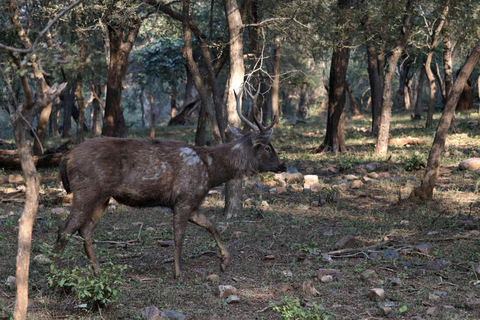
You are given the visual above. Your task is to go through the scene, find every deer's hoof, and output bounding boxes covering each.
[220,254,230,272]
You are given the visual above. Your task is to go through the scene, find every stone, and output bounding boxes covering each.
[382,249,398,259]
[386,277,403,287]
[282,270,293,277]
[0,175,8,185]
[310,183,322,192]
[428,294,440,302]
[366,162,379,172]
[274,172,287,181]
[327,166,337,173]
[465,302,480,310]
[276,187,287,193]
[350,180,363,189]
[318,268,341,279]
[415,243,434,255]
[142,306,161,320]
[367,288,385,301]
[51,207,65,216]
[360,269,377,280]
[361,176,372,183]
[206,274,220,283]
[343,174,359,181]
[426,306,438,316]
[304,175,319,188]
[380,307,392,315]
[254,182,270,193]
[260,200,269,210]
[320,275,333,283]
[33,254,52,265]
[335,235,357,249]
[264,255,275,260]
[459,158,480,171]
[287,184,303,192]
[278,180,287,187]
[161,310,186,320]
[8,174,23,183]
[218,285,237,298]
[377,172,390,180]
[367,172,379,179]
[226,295,240,304]
[286,172,303,183]
[7,276,16,290]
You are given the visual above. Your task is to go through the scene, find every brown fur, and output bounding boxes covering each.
[54,130,285,278]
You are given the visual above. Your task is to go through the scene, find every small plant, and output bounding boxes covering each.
[336,154,357,171]
[402,152,426,171]
[48,261,128,309]
[271,296,334,320]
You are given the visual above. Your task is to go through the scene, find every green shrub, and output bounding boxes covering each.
[402,152,426,171]
[48,261,128,309]
[271,296,334,320]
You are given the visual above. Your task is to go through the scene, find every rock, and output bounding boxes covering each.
[51,207,65,216]
[360,269,377,280]
[265,255,275,260]
[322,253,333,263]
[409,317,426,320]
[426,306,438,316]
[276,187,287,193]
[428,294,440,302]
[244,198,255,207]
[218,285,237,298]
[335,235,357,249]
[459,158,480,171]
[380,307,392,316]
[282,270,293,277]
[7,276,16,290]
[206,274,220,283]
[367,172,379,179]
[388,136,425,146]
[302,280,320,296]
[226,295,240,304]
[386,277,403,287]
[260,200,269,210]
[297,204,310,211]
[287,184,303,192]
[318,268,341,279]
[377,172,390,180]
[367,288,385,301]
[161,310,186,320]
[310,183,322,192]
[278,180,287,187]
[286,172,303,183]
[465,302,480,310]
[366,162,379,172]
[287,166,299,173]
[350,180,363,189]
[311,200,319,207]
[335,183,348,191]
[8,174,23,183]
[0,175,8,185]
[361,176,372,183]
[142,306,161,320]
[382,249,398,259]
[415,243,434,255]
[304,175,319,188]
[343,174,359,181]
[33,254,52,265]
[274,172,287,181]
[264,180,277,188]
[254,182,270,193]
[320,275,333,283]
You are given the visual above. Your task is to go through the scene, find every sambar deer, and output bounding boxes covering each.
[54,88,285,278]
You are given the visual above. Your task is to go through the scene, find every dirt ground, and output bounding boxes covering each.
[1,114,480,319]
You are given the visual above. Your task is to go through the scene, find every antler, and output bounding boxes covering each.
[235,83,277,132]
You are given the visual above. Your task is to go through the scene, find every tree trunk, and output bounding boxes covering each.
[374,0,414,156]
[396,54,412,110]
[413,65,425,119]
[149,93,156,138]
[171,84,177,119]
[425,2,448,128]
[346,83,360,115]
[411,41,480,199]
[62,85,75,138]
[456,77,474,113]
[271,35,281,123]
[74,6,86,143]
[443,15,453,100]
[223,0,245,219]
[102,21,141,137]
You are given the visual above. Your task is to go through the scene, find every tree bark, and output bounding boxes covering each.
[223,0,245,219]
[413,65,425,119]
[374,0,414,156]
[271,35,281,123]
[74,6,86,143]
[425,2,448,128]
[411,41,480,200]
[346,83,360,115]
[102,21,141,137]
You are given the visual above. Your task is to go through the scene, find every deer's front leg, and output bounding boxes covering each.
[173,204,191,279]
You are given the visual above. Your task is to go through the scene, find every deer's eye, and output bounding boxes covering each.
[265,146,271,152]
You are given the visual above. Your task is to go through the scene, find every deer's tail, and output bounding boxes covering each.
[59,154,71,193]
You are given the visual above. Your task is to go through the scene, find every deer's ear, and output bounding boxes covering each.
[229,126,244,139]
[252,129,273,146]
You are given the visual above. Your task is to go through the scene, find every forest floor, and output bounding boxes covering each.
[1,110,480,319]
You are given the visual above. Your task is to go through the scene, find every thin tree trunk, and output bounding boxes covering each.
[411,41,480,199]
[346,83,360,115]
[271,35,281,123]
[443,17,453,100]
[223,0,245,219]
[374,0,414,156]
[413,65,425,119]
[149,93,156,138]
[102,21,141,137]
[425,2,448,128]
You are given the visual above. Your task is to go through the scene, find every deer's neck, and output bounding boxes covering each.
[201,138,256,188]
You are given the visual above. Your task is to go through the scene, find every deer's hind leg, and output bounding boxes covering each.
[189,212,230,272]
